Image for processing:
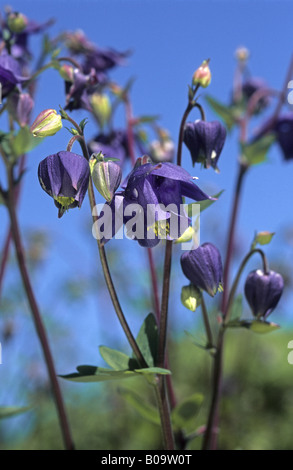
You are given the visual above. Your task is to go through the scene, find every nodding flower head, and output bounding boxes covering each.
[244,269,284,319]
[38,151,90,218]
[180,242,223,297]
[183,120,226,172]
[99,160,213,248]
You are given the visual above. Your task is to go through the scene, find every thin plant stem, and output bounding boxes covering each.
[201,295,214,348]
[176,84,199,167]
[146,247,161,322]
[74,133,148,368]
[154,375,175,450]
[220,162,248,314]
[5,164,74,451]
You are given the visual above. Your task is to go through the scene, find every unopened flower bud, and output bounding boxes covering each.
[235,46,250,62]
[90,93,111,129]
[7,92,34,127]
[30,109,62,137]
[244,269,284,319]
[255,231,275,246]
[192,60,211,88]
[91,159,122,202]
[181,284,202,312]
[59,64,75,82]
[181,243,223,297]
[7,12,28,33]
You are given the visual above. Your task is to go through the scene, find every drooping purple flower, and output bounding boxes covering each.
[273,114,293,161]
[0,51,28,97]
[180,243,223,297]
[244,269,284,319]
[83,47,129,76]
[64,67,100,111]
[38,151,90,218]
[98,160,212,247]
[183,120,226,172]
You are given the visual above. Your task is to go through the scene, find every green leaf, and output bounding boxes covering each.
[60,363,170,383]
[99,346,138,371]
[79,118,88,132]
[171,393,204,430]
[241,134,275,165]
[60,365,138,382]
[118,388,160,425]
[135,313,159,367]
[227,319,280,334]
[134,367,171,375]
[205,95,240,131]
[0,406,31,419]
[186,190,224,217]
[11,126,44,158]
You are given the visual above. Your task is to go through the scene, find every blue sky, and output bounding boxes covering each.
[1,0,293,383]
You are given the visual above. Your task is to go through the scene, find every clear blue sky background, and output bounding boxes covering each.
[1,0,293,417]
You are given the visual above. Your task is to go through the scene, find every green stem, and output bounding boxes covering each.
[73,130,148,368]
[5,164,74,451]
[154,376,175,450]
[201,294,214,348]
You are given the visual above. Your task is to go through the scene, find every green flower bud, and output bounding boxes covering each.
[59,64,75,82]
[90,93,111,129]
[192,60,211,88]
[255,231,275,246]
[7,12,28,33]
[181,284,202,312]
[30,109,63,137]
[91,159,122,202]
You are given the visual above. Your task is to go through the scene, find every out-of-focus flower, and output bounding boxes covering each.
[183,120,226,171]
[99,160,212,247]
[241,77,270,112]
[273,114,293,161]
[90,93,111,129]
[64,67,99,111]
[0,12,53,62]
[244,269,284,319]
[181,243,223,297]
[63,30,95,55]
[192,60,211,88]
[0,51,28,97]
[88,130,129,167]
[7,12,28,33]
[38,151,90,218]
[235,46,250,62]
[7,91,34,127]
[83,46,129,76]
[30,109,62,137]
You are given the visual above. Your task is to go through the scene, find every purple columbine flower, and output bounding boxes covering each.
[64,67,100,111]
[98,160,212,247]
[183,120,226,172]
[0,51,28,98]
[38,151,90,218]
[180,243,223,297]
[244,269,284,319]
[273,114,293,161]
